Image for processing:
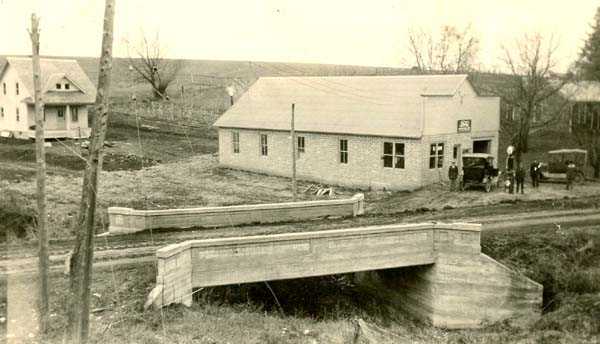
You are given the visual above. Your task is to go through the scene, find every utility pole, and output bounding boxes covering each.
[68,0,115,342]
[28,12,49,335]
[291,103,297,201]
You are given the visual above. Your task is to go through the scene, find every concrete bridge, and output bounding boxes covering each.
[146,222,542,329]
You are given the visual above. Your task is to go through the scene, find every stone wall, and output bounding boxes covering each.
[108,193,364,235]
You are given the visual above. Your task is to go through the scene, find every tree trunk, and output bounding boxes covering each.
[29,13,49,335]
[68,1,115,343]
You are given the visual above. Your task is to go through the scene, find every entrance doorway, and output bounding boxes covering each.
[473,140,491,154]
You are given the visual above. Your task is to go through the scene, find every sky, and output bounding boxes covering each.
[0,0,598,72]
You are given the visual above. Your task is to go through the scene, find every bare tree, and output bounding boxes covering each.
[68,0,115,342]
[407,24,479,74]
[127,32,183,100]
[28,12,49,335]
[485,33,572,164]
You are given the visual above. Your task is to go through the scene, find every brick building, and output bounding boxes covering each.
[214,75,500,190]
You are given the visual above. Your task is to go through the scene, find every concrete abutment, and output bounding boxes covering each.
[146,222,542,329]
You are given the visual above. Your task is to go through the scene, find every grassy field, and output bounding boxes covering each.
[2,225,598,343]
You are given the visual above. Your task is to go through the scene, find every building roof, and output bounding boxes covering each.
[548,149,587,155]
[560,81,600,102]
[214,74,470,138]
[0,57,96,105]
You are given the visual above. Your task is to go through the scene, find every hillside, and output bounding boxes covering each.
[0,55,584,169]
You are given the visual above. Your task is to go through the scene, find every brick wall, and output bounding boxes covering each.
[219,128,425,190]
[219,128,499,190]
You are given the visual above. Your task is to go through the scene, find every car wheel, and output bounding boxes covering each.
[574,173,584,184]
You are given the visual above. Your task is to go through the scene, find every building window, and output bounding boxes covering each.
[383,142,405,169]
[339,139,348,164]
[15,82,19,95]
[71,106,79,122]
[297,136,305,155]
[0,107,4,119]
[16,107,19,122]
[56,83,62,90]
[453,144,459,160]
[429,143,444,169]
[2,83,5,95]
[57,107,65,118]
[260,134,268,156]
[65,83,70,90]
[232,131,240,153]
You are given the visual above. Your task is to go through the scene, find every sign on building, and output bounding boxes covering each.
[457,119,472,133]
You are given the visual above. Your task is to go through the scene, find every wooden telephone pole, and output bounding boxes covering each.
[28,13,49,334]
[291,103,297,201]
[68,0,115,342]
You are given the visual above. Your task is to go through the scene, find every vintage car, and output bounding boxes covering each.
[460,153,499,192]
[539,149,587,183]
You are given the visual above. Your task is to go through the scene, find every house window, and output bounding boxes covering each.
[383,142,405,169]
[232,131,240,153]
[2,83,5,95]
[0,107,4,119]
[15,82,19,95]
[16,107,19,122]
[429,143,444,169]
[297,136,305,155]
[56,83,62,90]
[65,83,70,90]
[57,107,65,118]
[339,139,348,164]
[260,134,268,156]
[71,107,79,122]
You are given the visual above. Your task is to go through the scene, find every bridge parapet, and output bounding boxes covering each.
[146,222,542,329]
[108,193,365,235]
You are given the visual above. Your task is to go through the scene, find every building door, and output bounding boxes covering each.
[56,106,66,129]
[473,140,491,154]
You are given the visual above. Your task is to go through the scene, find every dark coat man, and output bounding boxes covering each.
[448,162,459,191]
[515,164,526,194]
[566,162,576,190]
[530,160,540,188]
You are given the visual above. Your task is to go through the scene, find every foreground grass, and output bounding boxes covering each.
[2,225,599,343]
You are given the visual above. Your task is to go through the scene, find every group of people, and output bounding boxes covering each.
[513,161,542,194]
[447,159,578,193]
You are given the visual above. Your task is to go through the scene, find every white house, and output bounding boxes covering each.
[214,74,500,191]
[0,57,96,139]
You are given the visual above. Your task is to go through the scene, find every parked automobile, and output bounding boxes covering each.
[460,153,499,192]
[539,149,587,183]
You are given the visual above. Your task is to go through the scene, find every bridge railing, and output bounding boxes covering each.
[107,193,365,235]
[144,221,543,329]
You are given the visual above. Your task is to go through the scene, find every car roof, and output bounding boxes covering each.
[462,153,494,159]
[548,149,588,154]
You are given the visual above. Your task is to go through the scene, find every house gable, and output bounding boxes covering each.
[3,57,96,105]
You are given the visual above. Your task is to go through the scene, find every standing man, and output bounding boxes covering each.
[530,160,540,188]
[566,161,576,191]
[515,163,525,194]
[448,160,459,191]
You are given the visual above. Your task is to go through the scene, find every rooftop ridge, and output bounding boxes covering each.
[258,74,469,80]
